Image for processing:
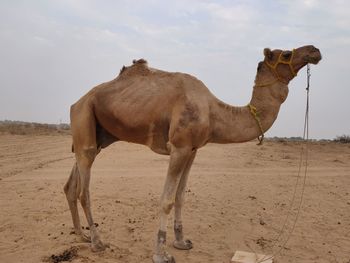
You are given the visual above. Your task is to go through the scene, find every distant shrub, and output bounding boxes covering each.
[267,136,303,143]
[334,135,350,143]
[0,120,70,135]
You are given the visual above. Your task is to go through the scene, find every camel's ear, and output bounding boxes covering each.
[264,48,273,60]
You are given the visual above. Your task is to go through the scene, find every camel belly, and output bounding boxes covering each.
[95,109,170,154]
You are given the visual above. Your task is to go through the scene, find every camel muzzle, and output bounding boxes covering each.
[305,46,322,64]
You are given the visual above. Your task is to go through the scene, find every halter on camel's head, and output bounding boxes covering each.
[250,45,322,145]
[260,45,322,86]
[264,49,296,84]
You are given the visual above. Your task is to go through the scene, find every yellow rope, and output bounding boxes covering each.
[248,104,264,145]
[250,50,297,142]
[256,49,296,87]
[252,50,297,140]
[265,49,296,80]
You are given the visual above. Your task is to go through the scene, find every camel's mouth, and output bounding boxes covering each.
[304,48,322,64]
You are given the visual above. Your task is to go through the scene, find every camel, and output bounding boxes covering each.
[64,45,321,263]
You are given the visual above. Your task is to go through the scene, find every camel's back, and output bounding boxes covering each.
[87,60,212,148]
[93,61,209,116]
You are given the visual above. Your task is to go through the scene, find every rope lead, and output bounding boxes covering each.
[255,64,311,263]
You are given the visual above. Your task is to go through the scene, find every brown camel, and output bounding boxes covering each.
[64,45,321,263]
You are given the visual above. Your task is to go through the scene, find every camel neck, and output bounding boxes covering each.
[208,83,287,144]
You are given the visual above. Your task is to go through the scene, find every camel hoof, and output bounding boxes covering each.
[152,253,176,263]
[79,233,91,243]
[91,240,106,252]
[72,230,91,243]
[173,239,193,250]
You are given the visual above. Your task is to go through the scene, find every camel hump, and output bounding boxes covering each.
[132,58,148,65]
[118,58,149,77]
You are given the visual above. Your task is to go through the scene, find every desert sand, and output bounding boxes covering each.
[0,133,349,263]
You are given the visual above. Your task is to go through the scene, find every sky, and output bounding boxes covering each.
[0,0,349,139]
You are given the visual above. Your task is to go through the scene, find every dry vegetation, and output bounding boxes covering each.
[0,120,70,135]
[334,135,350,144]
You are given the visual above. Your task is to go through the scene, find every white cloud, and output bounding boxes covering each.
[33,36,54,47]
[201,2,255,24]
[302,0,319,8]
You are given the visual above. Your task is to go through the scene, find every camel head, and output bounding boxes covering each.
[254,45,322,103]
[262,45,322,84]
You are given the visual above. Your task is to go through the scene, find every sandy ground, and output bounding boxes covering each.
[0,134,349,263]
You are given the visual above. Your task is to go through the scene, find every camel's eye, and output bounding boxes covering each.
[283,52,292,59]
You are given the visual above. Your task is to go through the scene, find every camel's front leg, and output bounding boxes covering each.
[173,150,196,250]
[153,145,193,263]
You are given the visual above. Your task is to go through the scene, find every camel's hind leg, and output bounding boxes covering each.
[64,162,90,242]
[75,148,105,252]
[69,103,105,252]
